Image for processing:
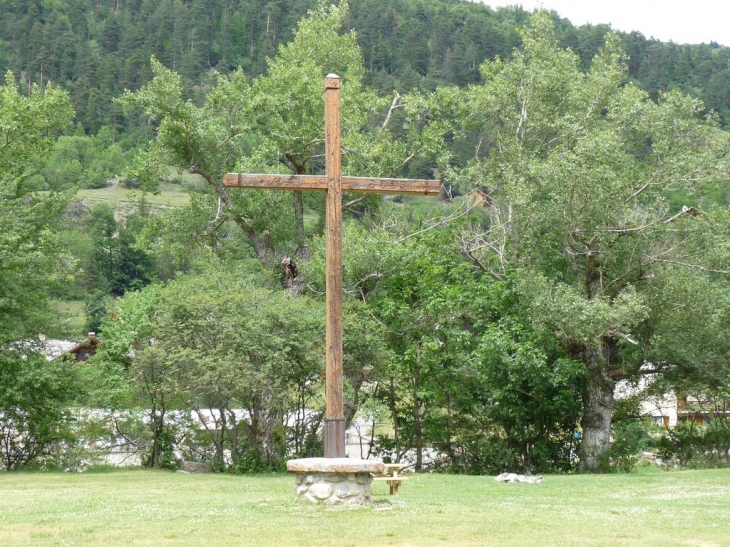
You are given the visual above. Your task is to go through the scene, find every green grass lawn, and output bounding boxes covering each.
[1,468,728,546]
[53,300,87,339]
[77,184,191,210]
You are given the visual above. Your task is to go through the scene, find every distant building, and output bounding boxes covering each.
[35,332,100,362]
[615,373,729,427]
[465,189,493,208]
[57,332,100,362]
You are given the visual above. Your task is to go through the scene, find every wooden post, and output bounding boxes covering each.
[324,74,345,458]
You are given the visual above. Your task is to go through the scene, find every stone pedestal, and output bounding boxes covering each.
[286,458,384,505]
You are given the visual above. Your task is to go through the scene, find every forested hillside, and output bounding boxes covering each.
[2,0,730,136]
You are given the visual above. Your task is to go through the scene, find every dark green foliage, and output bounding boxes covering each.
[141,426,179,471]
[440,430,521,476]
[332,227,585,474]
[609,419,653,472]
[433,278,585,474]
[3,1,729,476]
[0,351,80,471]
[84,204,155,297]
[657,421,705,468]
[84,290,110,334]
[0,73,88,471]
[2,0,729,142]
[230,432,288,473]
[51,197,156,331]
[461,312,586,473]
[41,127,130,190]
[98,262,324,472]
[0,74,74,345]
[657,415,730,469]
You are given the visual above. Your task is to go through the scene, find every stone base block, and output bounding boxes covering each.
[287,458,384,505]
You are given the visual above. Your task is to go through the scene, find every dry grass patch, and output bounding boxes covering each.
[77,184,191,211]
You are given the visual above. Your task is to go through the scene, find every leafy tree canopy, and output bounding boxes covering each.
[0,73,74,343]
[418,13,730,470]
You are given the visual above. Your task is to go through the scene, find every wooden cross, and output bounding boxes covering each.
[223,74,440,458]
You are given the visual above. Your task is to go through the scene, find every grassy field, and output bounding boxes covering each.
[54,300,87,339]
[1,468,729,547]
[76,184,191,212]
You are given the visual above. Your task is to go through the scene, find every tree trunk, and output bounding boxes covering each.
[293,190,305,245]
[217,407,227,469]
[445,393,454,461]
[228,409,238,459]
[578,345,615,473]
[248,402,260,448]
[388,378,400,459]
[261,407,283,465]
[150,401,159,468]
[413,342,423,471]
[287,158,307,248]
[344,369,364,429]
[149,395,166,469]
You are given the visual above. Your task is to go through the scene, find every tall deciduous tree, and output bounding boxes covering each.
[0,73,78,471]
[420,13,729,471]
[100,261,324,471]
[367,230,477,471]
[0,352,79,471]
[0,72,73,343]
[119,1,410,276]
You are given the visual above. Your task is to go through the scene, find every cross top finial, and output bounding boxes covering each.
[325,74,340,89]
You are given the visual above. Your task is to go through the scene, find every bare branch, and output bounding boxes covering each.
[394,201,474,244]
[625,173,659,202]
[392,152,418,174]
[345,272,384,301]
[368,311,403,336]
[516,91,528,142]
[381,92,402,133]
[609,362,668,378]
[305,284,325,296]
[465,248,505,281]
[354,272,383,288]
[343,196,367,210]
[664,205,702,224]
[0,129,33,151]
[608,330,639,345]
[475,137,484,159]
[650,259,730,275]
[603,216,665,234]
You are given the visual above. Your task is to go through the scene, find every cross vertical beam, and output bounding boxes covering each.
[324,74,345,457]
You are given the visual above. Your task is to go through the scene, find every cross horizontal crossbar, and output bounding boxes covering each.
[223,173,441,196]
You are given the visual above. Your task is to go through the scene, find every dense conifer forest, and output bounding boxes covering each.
[2,0,730,136]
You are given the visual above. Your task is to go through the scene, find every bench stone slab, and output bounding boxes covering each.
[287,458,384,505]
[287,457,384,474]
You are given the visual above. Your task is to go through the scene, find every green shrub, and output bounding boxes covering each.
[657,420,730,469]
[609,419,653,473]
[448,434,521,475]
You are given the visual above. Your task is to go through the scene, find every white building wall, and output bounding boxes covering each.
[614,373,678,427]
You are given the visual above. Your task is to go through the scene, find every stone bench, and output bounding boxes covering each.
[287,458,384,505]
